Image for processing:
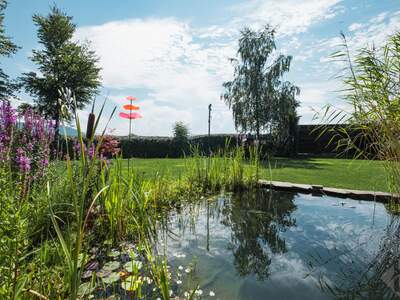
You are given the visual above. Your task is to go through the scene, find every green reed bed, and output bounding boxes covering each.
[0,99,260,299]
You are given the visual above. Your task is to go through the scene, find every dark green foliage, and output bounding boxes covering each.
[222,25,299,151]
[0,0,19,99]
[119,135,238,158]
[21,6,101,134]
[172,121,189,155]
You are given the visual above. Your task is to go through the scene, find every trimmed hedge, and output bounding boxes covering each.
[59,125,373,159]
[119,135,238,158]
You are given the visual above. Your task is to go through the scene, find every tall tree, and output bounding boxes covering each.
[173,121,190,155]
[0,0,19,99]
[222,26,300,147]
[21,6,101,136]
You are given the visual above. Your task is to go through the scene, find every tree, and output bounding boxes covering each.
[21,6,101,137]
[222,25,300,148]
[173,121,190,154]
[17,102,35,115]
[0,0,19,99]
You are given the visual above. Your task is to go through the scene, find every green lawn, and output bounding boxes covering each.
[122,157,389,192]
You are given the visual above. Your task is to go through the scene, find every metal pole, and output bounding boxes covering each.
[128,98,132,174]
[208,104,212,155]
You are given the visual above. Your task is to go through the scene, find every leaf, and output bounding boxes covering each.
[102,261,120,272]
[77,282,95,297]
[123,260,143,273]
[121,275,143,292]
[96,270,111,278]
[107,250,120,258]
[101,272,120,285]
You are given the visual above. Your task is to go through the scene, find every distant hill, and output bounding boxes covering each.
[60,126,79,137]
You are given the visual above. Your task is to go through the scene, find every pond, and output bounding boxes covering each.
[157,189,400,299]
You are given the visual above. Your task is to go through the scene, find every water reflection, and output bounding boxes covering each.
[158,190,397,299]
[220,189,296,280]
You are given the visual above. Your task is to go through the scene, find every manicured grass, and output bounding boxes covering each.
[122,157,389,192]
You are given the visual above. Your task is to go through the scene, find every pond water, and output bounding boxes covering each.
[157,189,400,300]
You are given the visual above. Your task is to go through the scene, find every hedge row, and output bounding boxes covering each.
[59,125,373,159]
[119,135,238,158]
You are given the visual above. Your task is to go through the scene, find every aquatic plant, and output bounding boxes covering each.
[317,32,400,197]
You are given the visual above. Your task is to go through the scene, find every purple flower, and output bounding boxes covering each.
[40,158,49,168]
[18,155,31,173]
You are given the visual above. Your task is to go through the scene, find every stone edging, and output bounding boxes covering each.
[258,180,399,203]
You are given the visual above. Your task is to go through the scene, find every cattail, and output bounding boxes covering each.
[86,98,96,139]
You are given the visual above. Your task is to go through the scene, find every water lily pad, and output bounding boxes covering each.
[121,275,142,292]
[85,260,99,270]
[108,249,120,258]
[123,260,143,272]
[82,270,94,280]
[121,242,136,250]
[101,272,120,285]
[102,261,120,272]
[77,282,95,297]
[96,270,111,278]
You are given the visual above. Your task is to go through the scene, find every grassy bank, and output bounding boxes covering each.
[122,157,388,192]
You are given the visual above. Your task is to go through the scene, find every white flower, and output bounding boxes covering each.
[185,268,191,273]
[176,280,182,285]
[195,289,203,295]
[178,265,184,270]
[177,272,182,277]
[209,291,215,297]
[184,292,189,298]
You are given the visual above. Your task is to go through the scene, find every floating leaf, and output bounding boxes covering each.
[82,270,94,280]
[121,275,142,292]
[123,260,143,272]
[96,270,111,278]
[102,272,120,285]
[85,260,99,270]
[77,282,95,297]
[108,250,120,258]
[102,261,120,272]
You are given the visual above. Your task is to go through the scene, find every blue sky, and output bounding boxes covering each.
[3,0,400,136]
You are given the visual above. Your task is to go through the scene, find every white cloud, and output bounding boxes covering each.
[75,18,236,136]
[231,0,344,35]
[348,22,363,32]
[72,4,400,135]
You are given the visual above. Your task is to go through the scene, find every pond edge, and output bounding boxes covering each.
[258,180,399,203]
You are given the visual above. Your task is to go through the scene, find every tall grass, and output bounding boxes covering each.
[185,142,261,193]
[317,32,400,197]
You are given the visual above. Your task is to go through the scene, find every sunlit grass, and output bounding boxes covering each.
[119,157,388,192]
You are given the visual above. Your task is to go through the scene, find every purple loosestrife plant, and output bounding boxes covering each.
[0,101,55,182]
[0,101,17,162]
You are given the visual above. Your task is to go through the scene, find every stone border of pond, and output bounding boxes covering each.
[258,180,399,203]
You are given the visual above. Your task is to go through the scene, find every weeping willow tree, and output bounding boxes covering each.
[319,32,400,196]
[222,25,299,153]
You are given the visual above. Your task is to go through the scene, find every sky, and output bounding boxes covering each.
[3,0,400,136]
